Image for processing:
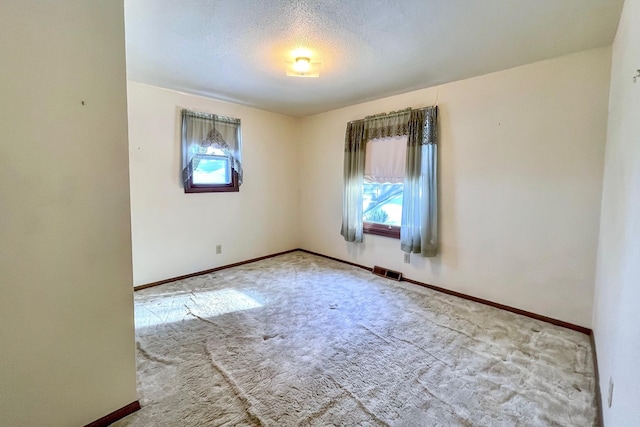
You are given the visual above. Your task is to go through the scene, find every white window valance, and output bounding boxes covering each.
[364,135,407,184]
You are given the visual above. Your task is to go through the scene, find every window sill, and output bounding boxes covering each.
[363,222,400,239]
[184,170,240,193]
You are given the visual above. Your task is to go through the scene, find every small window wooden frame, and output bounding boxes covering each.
[184,168,239,193]
[363,222,400,239]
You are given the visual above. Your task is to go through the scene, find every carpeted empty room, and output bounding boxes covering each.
[114,252,596,426]
[7,2,640,427]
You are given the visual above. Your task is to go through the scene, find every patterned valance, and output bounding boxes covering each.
[344,106,437,151]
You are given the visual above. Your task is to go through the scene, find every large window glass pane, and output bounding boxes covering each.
[363,182,403,226]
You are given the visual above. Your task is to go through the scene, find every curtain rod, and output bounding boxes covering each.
[348,105,436,125]
[182,108,240,124]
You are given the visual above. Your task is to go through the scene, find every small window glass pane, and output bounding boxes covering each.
[193,155,230,185]
[363,182,403,226]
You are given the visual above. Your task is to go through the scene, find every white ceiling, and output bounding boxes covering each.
[124,0,624,117]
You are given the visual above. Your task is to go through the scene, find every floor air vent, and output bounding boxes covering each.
[373,266,403,281]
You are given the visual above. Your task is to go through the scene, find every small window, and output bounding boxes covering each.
[181,110,242,193]
[363,135,406,238]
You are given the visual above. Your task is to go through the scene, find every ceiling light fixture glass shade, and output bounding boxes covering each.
[293,57,311,73]
[286,57,320,78]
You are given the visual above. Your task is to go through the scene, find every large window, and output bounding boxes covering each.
[363,135,407,238]
[181,110,242,193]
[341,106,438,256]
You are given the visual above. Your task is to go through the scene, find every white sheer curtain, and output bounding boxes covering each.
[401,107,438,256]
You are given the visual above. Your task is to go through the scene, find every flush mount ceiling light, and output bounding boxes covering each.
[293,57,311,72]
[286,56,320,78]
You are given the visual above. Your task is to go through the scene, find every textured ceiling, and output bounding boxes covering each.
[124,0,624,117]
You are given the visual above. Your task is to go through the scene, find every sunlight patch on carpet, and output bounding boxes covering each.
[135,288,262,328]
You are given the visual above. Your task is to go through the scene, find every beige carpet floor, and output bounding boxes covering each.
[114,251,597,427]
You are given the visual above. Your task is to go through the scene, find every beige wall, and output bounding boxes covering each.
[0,2,137,426]
[127,82,301,286]
[299,47,611,328]
[593,0,640,424]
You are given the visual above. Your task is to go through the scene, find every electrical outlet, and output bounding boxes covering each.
[216,245,222,254]
[608,377,614,408]
[404,253,410,263]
